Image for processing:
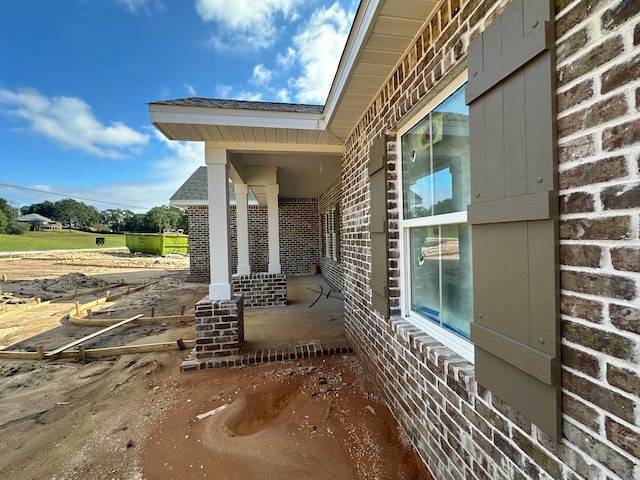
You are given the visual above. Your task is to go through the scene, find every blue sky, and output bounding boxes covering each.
[0,0,357,212]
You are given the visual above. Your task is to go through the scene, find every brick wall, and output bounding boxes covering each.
[341,1,640,480]
[187,198,320,282]
[232,273,287,308]
[187,205,209,282]
[278,198,321,275]
[318,176,344,289]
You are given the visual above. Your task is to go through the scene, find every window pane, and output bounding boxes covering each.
[409,224,473,339]
[402,86,470,220]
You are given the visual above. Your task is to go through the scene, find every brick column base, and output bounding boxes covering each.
[192,296,244,361]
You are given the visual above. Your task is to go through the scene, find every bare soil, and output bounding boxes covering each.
[0,252,432,480]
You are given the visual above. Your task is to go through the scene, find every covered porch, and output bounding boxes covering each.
[149,100,345,369]
[180,275,348,371]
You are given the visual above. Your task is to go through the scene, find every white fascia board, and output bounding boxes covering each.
[149,105,324,131]
[324,0,380,122]
[169,199,208,207]
[204,141,345,155]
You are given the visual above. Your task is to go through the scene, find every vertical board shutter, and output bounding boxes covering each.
[466,0,561,439]
[369,135,389,318]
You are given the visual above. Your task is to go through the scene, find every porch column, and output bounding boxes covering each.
[235,183,251,276]
[267,184,281,274]
[205,146,233,300]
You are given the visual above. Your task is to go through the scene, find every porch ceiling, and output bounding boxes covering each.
[149,0,438,159]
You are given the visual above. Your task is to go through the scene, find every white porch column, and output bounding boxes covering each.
[235,183,251,276]
[267,184,281,274]
[205,147,233,300]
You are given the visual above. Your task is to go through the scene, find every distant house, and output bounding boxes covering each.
[17,213,61,231]
[154,1,640,479]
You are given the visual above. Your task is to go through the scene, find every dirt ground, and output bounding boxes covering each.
[0,252,432,480]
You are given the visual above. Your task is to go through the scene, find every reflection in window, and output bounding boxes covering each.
[401,85,473,342]
[409,224,473,339]
[402,86,470,220]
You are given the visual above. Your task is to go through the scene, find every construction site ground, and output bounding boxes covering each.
[0,252,432,480]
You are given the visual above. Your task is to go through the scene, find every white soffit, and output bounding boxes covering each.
[325,0,438,141]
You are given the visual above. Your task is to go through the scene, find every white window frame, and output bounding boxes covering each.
[397,71,474,363]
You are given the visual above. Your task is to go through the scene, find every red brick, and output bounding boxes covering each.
[601,182,640,210]
[562,394,600,431]
[563,370,637,423]
[560,216,631,241]
[560,244,602,268]
[607,364,640,396]
[559,192,595,214]
[603,118,640,151]
[563,320,637,361]
[557,94,628,138]
[610,304,640,335]
[605,417,640,459]
[561,294,604,323]
[611,247,640,272]
[561,269,636,300]
[558,134,596,162]
[557,79,593,112]
[559,156,627,189]
[601,0,640,32]
[557,36,625,87]
[601,54,640,94]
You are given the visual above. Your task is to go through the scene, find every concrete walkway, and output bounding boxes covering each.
[242,275,346,351]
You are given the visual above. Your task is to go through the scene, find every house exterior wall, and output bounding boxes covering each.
[187,198,320,282]
[341,1,640,480]
[318,176,344,289]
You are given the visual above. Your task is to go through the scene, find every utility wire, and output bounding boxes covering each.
[0,183,147,210]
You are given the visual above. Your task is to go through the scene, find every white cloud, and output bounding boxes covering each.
[276,47,297,70]
[115,0,165,14]
[290,2,353,104]
[276,88,291,103]
[251,65,273,87]
[0,87,149,158]
[184,83,197,96]
[196,0,304,50]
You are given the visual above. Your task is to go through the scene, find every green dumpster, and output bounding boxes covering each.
[125,233,189,256]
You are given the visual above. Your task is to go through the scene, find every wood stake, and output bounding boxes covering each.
[127,285,131,294]
[36,345,45,360]
[181,305,186,315]
[2,274,6,281]
[151,307,155,317]
[75,301,80,315]
[87,308,92,319]
[36,297,41,304]
[177,338,186,351]
[79,344,86,360]
[106,290,111,301]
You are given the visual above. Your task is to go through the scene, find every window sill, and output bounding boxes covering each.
[390,316,475,402]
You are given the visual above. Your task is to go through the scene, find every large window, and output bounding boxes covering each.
[399,74,473,361]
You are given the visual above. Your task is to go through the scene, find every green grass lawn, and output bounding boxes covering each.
[0,230,127,252]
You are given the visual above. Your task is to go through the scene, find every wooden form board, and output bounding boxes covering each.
[45,314,144,358]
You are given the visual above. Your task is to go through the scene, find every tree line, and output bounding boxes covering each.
[0,197,188,235]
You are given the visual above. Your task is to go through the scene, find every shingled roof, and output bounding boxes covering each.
[170,167,258,206]
[170,166,208,202]
[149,98,324,115]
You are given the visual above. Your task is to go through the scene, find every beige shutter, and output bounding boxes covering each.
[369,135,389,318]
[466,0,561,439]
